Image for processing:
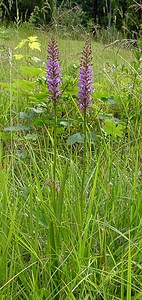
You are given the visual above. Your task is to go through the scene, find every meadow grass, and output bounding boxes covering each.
[0,24,142,299]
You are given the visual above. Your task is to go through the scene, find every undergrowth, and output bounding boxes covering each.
[0,25,142,300]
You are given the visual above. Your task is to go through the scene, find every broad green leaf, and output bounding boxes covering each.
[4,125,30,132]
[15,39,27,49]
[67,133,84,146]
[32,118,48,126]
[98,114,121,123]
[102,119,124,137]
[101,96,118,105]
[20,66,44,77]
[13,79,35,91]
[14,54,25,60]
[29,92,47,101]
[88,131,98,142]
[32,108,43,113]
[20,112,34,119]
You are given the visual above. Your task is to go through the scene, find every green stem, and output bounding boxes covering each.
[81,106,87,208]
[51,98,60,300]
[53,99,57,211]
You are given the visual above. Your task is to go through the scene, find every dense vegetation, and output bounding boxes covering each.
[0,14,142,300]
[0,0,142,40]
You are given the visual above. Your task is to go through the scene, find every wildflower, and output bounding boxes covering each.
[46,37,62,100]
[78,41,93,110]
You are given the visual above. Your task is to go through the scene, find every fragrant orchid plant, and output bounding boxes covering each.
[78,40,93,110]
[46,37,62,208]
[78,39,93,199]
[46,37,62,100]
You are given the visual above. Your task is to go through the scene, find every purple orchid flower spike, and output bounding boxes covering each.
[78,40,93,110]
[46,37,62,100]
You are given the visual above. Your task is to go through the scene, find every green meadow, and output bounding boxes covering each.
[0,25,142,299]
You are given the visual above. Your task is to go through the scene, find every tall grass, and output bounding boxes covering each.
[0,24,142,299]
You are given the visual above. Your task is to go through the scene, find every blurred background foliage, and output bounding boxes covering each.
[0,0,142,41]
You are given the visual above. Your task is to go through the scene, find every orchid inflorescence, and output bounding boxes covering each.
[78,40,93,110]
[46,37,93,110]
[46,37,62,100]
